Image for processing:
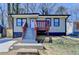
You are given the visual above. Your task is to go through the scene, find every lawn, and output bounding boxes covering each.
[38,36,79,55]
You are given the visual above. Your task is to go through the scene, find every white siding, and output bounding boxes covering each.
[12,15,68,33]
[49,18,65,33]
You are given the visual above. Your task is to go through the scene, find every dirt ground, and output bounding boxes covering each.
[38,36,79,55]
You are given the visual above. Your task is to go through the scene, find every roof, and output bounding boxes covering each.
[39,14,70,16]
[9,13,70,16]
[9,13,39,15]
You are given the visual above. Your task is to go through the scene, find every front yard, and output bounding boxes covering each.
[0,36,79,55]
[37,36,79,55]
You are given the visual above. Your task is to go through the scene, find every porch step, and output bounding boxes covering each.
[17,49,39,55]
[13,43,44,50]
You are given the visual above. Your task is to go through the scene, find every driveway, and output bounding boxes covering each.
[0,38,17,52]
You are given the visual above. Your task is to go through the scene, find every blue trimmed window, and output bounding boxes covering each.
[16,18,23,26]
[53,18,60,27]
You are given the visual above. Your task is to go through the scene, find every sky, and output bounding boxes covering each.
[0,3,79,27]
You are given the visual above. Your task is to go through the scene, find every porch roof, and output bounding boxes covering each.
[10,13,70,19]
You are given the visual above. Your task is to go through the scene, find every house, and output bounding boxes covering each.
[66,20,79,36]
[72,20,79,36]
[9,13,70,38]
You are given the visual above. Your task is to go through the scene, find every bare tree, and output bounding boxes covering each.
[8,3,19,28]
[8,3,19,14]
[28,3,38,13]
[55,6,68,14]
[73,7,79,20]
[18,3,56,14]
[18,7,26,14]
[17,3,30,14]
[39,3,56,15]
[0,6,5,26]
[22,3,38,13]
[23,3,29,13]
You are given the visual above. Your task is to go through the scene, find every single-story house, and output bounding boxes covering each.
[9,13,70,38]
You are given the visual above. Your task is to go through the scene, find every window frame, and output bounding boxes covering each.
[16,18,26,26]
[53,18,60,27]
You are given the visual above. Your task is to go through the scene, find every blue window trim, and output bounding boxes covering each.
[53,18,60,27]
[16,18,23,26]
[16,18,26,26]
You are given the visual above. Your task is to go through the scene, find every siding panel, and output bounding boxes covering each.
[49,18,65,32]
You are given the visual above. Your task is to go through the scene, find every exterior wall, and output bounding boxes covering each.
[13,18,27,37]
[14,18,26,32]
[13,17,36,37]
[48,18,66,36]
[12,15,68,37]
[73,22,79,34]
[13,15,38,33]
[38,16,67,36]
[49,18,65,32]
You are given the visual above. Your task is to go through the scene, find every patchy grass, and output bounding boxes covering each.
[38,36,79,55]
[37,35,46,43]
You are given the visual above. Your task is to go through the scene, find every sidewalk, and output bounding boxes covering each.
[0,40,17,52]
[23,28,37,43]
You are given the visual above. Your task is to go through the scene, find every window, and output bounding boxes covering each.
[54,18,60,27]
[16,18,23,26]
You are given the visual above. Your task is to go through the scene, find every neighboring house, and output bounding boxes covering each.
[9,13,70,38]
[73,20,79,35]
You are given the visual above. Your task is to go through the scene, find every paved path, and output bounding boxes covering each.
[23,28,37,43]
[0,40,17,52]
[0,38,12,43]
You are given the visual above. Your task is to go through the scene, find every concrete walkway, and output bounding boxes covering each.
[0,40,17,52]
[23,28,37,43]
